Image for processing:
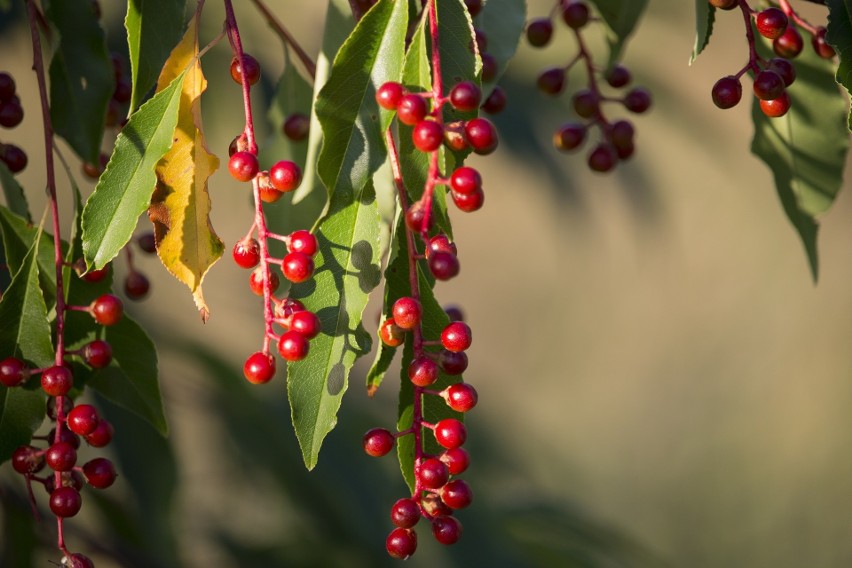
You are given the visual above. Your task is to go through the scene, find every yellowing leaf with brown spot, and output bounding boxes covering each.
[152,14,222,322]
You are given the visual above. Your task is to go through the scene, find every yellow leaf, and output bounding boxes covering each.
[151,13,223,322]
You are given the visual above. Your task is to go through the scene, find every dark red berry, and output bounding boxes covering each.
[773,26,804,59]
[481,85,507,114]
[610,120,635,150]
[439,350,468,375]
[408,356,439,387]
[481,53,497,83]
[283,113,310,141]
[291,310,322,339]
[573,89,599,118]
[537,67,566,95]
[67,404,99,436]
[229,133,247,156]
[441,322,472,352]
[464,118,498,154]
[562,1,590,29]
[553,123,586,152]
[83,457,117,488]
[229,151,259,182]
[417,457,449,489]
[412,120,444,153]
[386,527,418,560]
[422,492,453,517]
[278,330,309,361]
[83,339,112,368]
[756,8,788,40]
[0,100,24,128]
[429,251,460,281]
[443,121,470,151]
[90,294,123,326]
[623,87,652,113]
[452,187,485,212]
[392,297,422,330]
[441,479,473,509]
[124,271,150,300]
[0,72,15,101]
[464,0,482,17]
[12,445,44,474]
[397,94,428,126]
[391,498,421,528]
[404,201,432,232]
[768,58,796,87]
[440,447,470,475]
[760,92,791,118]
[444,382,478,412]
[449,167,481,195]
[49,486,82,517]
[244,351,276,384]
[588,144,617,173]
[2,143,27,173]
[230,54,261,86]
[449,81,481,112]
[269,160,302,192]
[363,427,395,457]
[444,305,465,322]
[249,267,279,296]
[434,418,467,449]
[41,365,73,397]
[0,357,26,387]
[379,318,406,347]
[427,234,457,258]
[51,426,82,449]
[376,81,405,110]
[711,76,742,109]
[474,28,488,52]
[432,515,463,545]
[137,231,156,253]
[69,553,95,568]
[753,70,784,100]
[85,419,114,447]
[46,441,77,472]
[282,251,315,283]
[605,64,632,88]
[46,397,73,421]
[233,238,261,269]
[527,18,554,47]
[113,79,131,103]
[710,0,737,8]
[812,27,835,59]
[81,263,109,283]
[289,230,318,256]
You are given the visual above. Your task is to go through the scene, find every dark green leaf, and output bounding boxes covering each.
[826,0,852,129]
[588,0,650,66]
[44,0,114,164]
[0,162,30,222]
[0,206,61,308]
[475,0,526,88]
[286,0,408,469]
[265,48,314,166]
[0,387,45,466]
[435,0,479,113]
[125,0,187,112]
[691,0,715,65]
[751,46,849,280]
[81,71,185,270]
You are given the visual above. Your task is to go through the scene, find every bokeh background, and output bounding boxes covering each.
[2,1,852,566]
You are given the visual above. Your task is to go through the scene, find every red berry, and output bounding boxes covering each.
[441,322,472,352]
[275,297,305,319]
[452,188,485,212]
[588,144,617,173]
[392,297,422,330]
[756,8,788,40]
[278,330,309,361]
[417,457,449,489]
[0,357,26,387]
[288,230,318,256]
[450,167,481,195]
[81,264,109,283]
[760,92,791,118]
[124,270,150,300]
[0,99,24,128]
[421,492,453,517]
[429,251,460,281]
[90,294,123,326]
[464,118,498,155]
[605,64,632,88]
[572,89,599,118]
[439,350,468,375]
[283,113,310,141]
[249,267,279,296]
[753,70,784,101]
[562,1,590,29]
[137,231,156,253]
[397,94,428,126]
[554,123,586,152]
[49,486,82,517]
[481,53,497,83]
[434,418,467,449]
[812,27,836,59]
[230,54,261,86]
[440,479,473,509]
[536,67,565,95]
[69,553,95,568]
[41,365,73,397]
[290,310,322,339]
[46,442,77,471]
[412,120,444,153]
[386,527,418,560]
[233,238,261,269]
[113,79,132,103]
[391,498,421,528]
[244,351,276,384]
[623,87,652,113]
[228,151,259,182]
[67,404,99,436]
[444,382,478,412]
[405,201,433,232]
[83,457,117,488]
[440,447,470,475]
[481,85,507,114]
[376,81,405,110]
[527,18,554,47]
[0,72,15,101]
[363,427,395,457]
[711,75,742,109]
[85,419,114,447]
[773,26,804,59]
[408,356,439,387]
[449,81,481,112]
[83,339,112,368]
[51,426,81,449]
[427,234,457,258]
[282,251,315,283]
[2,143,27,173]
[269,160,302,192]
[12,445,44,474]
[432,515,463,545]
[379,318,406,347]
[768,58,796,87]
[474,28,488,52]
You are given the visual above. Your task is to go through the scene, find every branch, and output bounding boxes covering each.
[247,0,317,79]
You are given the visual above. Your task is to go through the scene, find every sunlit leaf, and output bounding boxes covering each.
[691,0,715,65]
[588,0,650,66]
[826,0,852,129]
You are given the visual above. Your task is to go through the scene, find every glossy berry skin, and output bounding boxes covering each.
[434,418,467,449]
[441,479,473,509]
[278,330,310,361]
[379,318,406,347]
[464,118,498,155]
[0,357,26,387]
[83,339,112,368]
[269,160,302,192]
[773,26,804,59]
[244,352,276,384]
[453,187,485,213]
[283,113,310,141]
[363,427,395,457]
[386,527,417,560]
[228,151,259,182]
[449,81,481,112]
[417,457,450,489]
[588,144,617,173]
[376,81,405,110]
[760,92,791,118]
[408,356,439,387]
[124,271,150,300]
[427,234,457,257]
[41,365,73,397]
[412,120,444,153]
[554,123,586,152]
[481,86,507,114]
[81,264,109,283]
[711,76,742,109]
[67,404,99,436]
[12,445,44,474]
[429,251,460,281]
[282,251,315,283]
[445,383,478,412]
[289,230,318,256]
[812,27,836,59]
[768,58,796,87]
[83,457,117,488]
[623,87,652,113]
[392,297,422,330]
[450,167,481,195]
[605,64,632,88]
[0,100,24,128]
[753,70,784,101]
[51,426,81,449]
[536,67,566,95]
[230,54,261,86]
[562,1,590,29]
[50,486,82,517]
[756,8,788,40]
[405,201,430,232]
[527,18,554,47]
[85,420,114,447]
[68,553,95,568]
[441,322,472,352]
[432,515,463,545]
[441,447,470,475]
[275,297,304,320]
[2,144,27,173]
[397,94,428,126]
[391,498,421,528]
[249,268,279,296]
[481,53,497,82]
[233,238,261,269]
[137,231,156,253]
[290,310,322,339]
[439,350,468,375]
[46,442,77,472]
[91,294,123,326]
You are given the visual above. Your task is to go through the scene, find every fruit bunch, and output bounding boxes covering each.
[0,71,27,174]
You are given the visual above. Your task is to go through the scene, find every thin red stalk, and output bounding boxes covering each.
[26,0,70,556]
[778,0,819,34]
[419,0,444,237]
[737,0,762,76]
[247,0,317,80]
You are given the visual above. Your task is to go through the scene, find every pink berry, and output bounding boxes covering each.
[363,427,395,457]
[0,357,27,387]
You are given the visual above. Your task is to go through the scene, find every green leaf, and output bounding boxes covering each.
[588,0,650,66]
[691,0,715,65]
[435,0,480,102]
[826,0,852,129]
[0,387,44,465]
[265,47,314,167]
[44,0,114,164]
[86,315,167,436]
[125,0,187,112]
[0,206,62,309]
[81,70,185,270]
[475,0,526,88]
[0,162,30,222]
[751,46,849,280]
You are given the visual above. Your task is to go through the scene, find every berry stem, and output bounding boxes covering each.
[778,0,819,34]
[737,0,762,76]
[247,0,317,79]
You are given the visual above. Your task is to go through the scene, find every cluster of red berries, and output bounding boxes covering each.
[72,231,155,302]
[709,0,835,117]
[462,0,508,115]
[0,71,27,174]
[527,1,652,173]
[82,52,132,180]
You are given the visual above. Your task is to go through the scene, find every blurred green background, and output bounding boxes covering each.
[2,1,852,566]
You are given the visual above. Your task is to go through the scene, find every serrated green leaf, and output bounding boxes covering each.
[265,47,314,166]
[0,206,62,308]
[826,0,852,129]
[691,0,715,65]
[751,46,849,280]
[86,315,167,436]
[588,0,650,66]
[126,0,187,112]
[81,71,185,270]
[0,387,45,465]
[435,0,479,113]
[0,162,30,222]
[475,0,526,88]
[44,0,114,164]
